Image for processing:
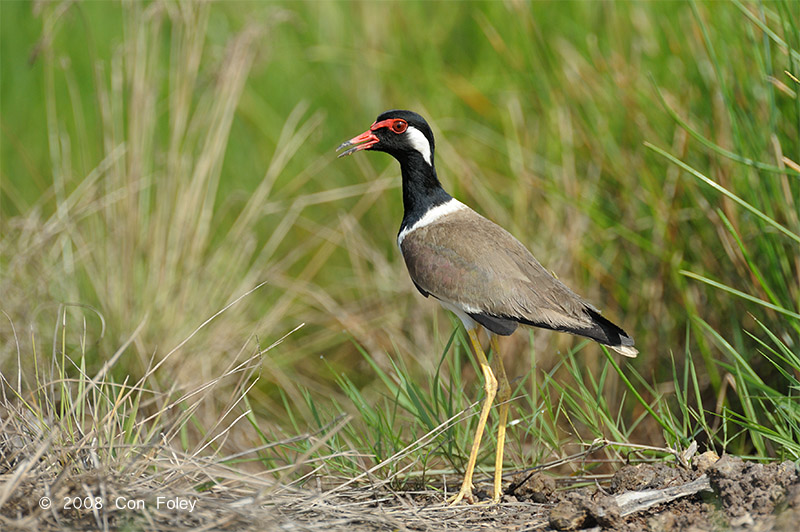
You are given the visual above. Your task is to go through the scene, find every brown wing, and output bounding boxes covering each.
[399,208,599,332]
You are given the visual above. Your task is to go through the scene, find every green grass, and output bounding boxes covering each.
[1,0,799,514]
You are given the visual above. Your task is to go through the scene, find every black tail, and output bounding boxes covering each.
[583,308,635,348]
[516,308,638,357]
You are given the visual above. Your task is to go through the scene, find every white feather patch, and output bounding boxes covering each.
[406,125,432,165]
[438,299,479,331]
[397,197,467,247]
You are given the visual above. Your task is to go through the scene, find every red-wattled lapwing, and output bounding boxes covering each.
[337,110,637,505]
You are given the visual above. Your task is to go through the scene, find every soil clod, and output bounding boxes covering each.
[510,471,556,503]
[707,455,798,520]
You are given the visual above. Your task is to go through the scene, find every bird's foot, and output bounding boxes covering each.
[447,487,474,506]
[448,487,501,506]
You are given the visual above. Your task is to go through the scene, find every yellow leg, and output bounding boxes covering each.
[490,335,511,503]
[449,328,497,506]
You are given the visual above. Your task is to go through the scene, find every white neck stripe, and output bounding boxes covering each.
[406,126,432,165]
[397,198,466,247]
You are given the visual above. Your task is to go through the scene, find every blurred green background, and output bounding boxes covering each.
[2,0,798,465]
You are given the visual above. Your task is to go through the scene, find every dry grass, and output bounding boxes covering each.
[0,297,319,530]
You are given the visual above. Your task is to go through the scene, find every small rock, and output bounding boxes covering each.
[549,500,589,531]
[548,493,621,531]
[585,495,621,528]
[692,450,719,474]
[511,472,555,503]
[709,454,744,478]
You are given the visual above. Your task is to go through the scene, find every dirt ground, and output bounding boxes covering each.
[271,454,800,532]
[520,455,800,532]
[3,454,799,531]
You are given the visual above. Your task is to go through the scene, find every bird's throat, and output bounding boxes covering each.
[400,161,452,231]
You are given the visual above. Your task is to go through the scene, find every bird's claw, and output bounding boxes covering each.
[447,488,475,506]
[447,488,502,506]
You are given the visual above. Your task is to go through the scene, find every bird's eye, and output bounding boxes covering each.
[391,120,408,134]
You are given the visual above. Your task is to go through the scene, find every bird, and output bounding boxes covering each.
[336,109,637,505]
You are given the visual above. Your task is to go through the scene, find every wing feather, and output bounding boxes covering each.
[399,208,596,332]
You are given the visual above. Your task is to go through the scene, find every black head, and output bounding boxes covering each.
[337,110,435,166]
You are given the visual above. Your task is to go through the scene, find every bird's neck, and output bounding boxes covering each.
[399,157,452,231]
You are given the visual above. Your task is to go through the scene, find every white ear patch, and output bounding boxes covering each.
[405,125,432,165]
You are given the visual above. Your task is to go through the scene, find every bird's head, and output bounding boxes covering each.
[337,110,435,166]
